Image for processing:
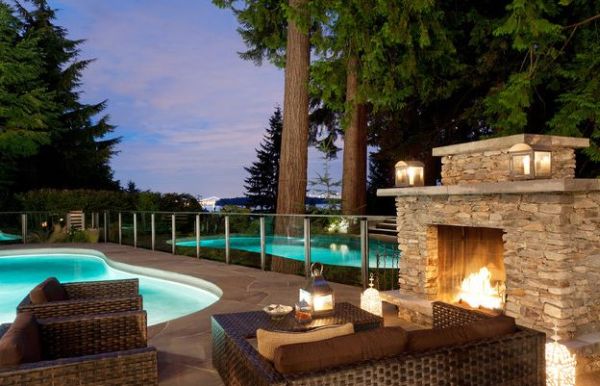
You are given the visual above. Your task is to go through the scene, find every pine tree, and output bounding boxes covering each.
[13,0,120,191]
[244,107,283,212]
[0,1,56,191]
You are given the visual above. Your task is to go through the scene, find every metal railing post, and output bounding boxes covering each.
[133,213,137,248]
[151,213,156,251]
[118,212,122,245]
[103,211,108,243]
[225,216,231,264]
[171,214,176,255]
[304,217,311,278]
[195,214,200,259]
[260,217,266,270]
[360,218,370,289]
[21,213,27,244]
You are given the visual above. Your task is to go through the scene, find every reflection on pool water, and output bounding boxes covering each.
[176,235,399,268]
[0,250,220,325]
[0,231,21,242]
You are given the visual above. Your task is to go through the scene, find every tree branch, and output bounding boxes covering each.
[564,14,600,29]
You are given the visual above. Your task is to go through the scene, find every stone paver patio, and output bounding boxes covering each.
[2,242,599,385]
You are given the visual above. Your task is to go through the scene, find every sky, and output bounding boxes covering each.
[49,0,342,198]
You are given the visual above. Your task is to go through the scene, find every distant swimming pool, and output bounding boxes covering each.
[176,235,399,268]
[0,231,21,242]
[0,249,221,325]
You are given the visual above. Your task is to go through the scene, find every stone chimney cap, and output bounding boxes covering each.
[432,134,589,157]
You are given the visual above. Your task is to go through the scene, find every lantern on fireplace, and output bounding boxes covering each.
[299,263,335,316]
[546,326,576,386]
[395,161,424,187]
[509,144,552,179]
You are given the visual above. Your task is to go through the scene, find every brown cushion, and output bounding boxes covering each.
[0,313,42,367]
[257,323,354,361]
[407,314,517,353]
[273,326,408,374]
[29,277,68,304]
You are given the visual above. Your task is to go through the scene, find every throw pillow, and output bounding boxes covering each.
[257,323,354,361]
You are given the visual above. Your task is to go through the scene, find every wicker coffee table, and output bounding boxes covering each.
[212,302,383,339]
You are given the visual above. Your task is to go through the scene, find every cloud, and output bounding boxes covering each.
[51,0,342,197]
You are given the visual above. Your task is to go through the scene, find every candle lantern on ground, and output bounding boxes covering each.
[299,263,335,316]
[360,273,382,316]
[509,143,552,179]
[395,161,424,187]
[545,326,576,386]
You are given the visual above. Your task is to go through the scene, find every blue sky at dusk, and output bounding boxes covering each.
[48,0,342,198]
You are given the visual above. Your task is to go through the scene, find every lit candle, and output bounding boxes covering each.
[539,154,551,175]
[407,167,416,185]
[523,155,531,175]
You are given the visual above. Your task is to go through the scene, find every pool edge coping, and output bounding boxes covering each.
[0,247,224,299]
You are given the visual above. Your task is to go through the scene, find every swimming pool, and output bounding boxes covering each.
[176,235,399,268]
[0,249,221,325]
[0,231,21,242]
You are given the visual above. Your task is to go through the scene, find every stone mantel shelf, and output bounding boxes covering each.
[377,178,600,197]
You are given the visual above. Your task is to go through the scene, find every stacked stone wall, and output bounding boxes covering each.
[440,148,576,185]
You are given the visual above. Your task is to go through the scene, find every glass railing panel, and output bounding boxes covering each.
[268,215,306,277]
[308,216,362,287]
[136,212,153,250]
[0,213,23,245]
[154,213,173,253]
[197,213,226,262]
[26,212,57,243]
[173,213,197,257]
[369,220,400,291]
[120,212,134,246]
[106,211,120,243]
[227,213,261,268]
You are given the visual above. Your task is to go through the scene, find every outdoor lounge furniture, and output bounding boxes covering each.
[0,310,157,385]
[17,277,142,319]
[212,301,546,386]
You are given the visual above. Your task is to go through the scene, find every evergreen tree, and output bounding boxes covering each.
[0,1,55,193]
[308,157,341,212]
[244,107,283,212]
[13,0,120,191]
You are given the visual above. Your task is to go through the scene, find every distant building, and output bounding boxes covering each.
[199,196,220,211]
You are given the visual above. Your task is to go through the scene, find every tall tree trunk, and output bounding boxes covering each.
[275,0,310,233]
[342,55,368,215]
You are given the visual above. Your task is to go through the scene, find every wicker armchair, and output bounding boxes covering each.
[17,278,142,319]
[0,311,157,385]
[212,302,546,386]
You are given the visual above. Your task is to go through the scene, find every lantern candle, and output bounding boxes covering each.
[523,155,531,175]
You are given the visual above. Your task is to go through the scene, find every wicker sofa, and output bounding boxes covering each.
[17,278,142,319]
[212,302,546,386]
[0,311,157,385]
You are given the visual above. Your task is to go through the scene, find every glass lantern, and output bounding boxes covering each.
[509,143,552,179]
[360,273,382,316]
[299,263,335,316]
[395,161,424,187]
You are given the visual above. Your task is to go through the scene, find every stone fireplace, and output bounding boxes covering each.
[378,134,600,359]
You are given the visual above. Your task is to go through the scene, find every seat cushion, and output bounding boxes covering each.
[29,277,68,304]
[257,323,354,361]
[0,313,42,367]
[274,326,408,374]
[407,314,517,353]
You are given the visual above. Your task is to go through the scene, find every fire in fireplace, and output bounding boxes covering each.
[436,225,505,310]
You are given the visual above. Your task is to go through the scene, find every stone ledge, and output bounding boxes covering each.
[432,134,590,156]
[380,290,433,317]
[377,178,600,197]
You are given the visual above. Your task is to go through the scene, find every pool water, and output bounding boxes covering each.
[0,231,21,242]
[176,235,399,268]
[0,252,220,325]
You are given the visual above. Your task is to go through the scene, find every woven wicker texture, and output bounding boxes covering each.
[0,310,157,386]
[17,279,142,319]
[212,302,546,386]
